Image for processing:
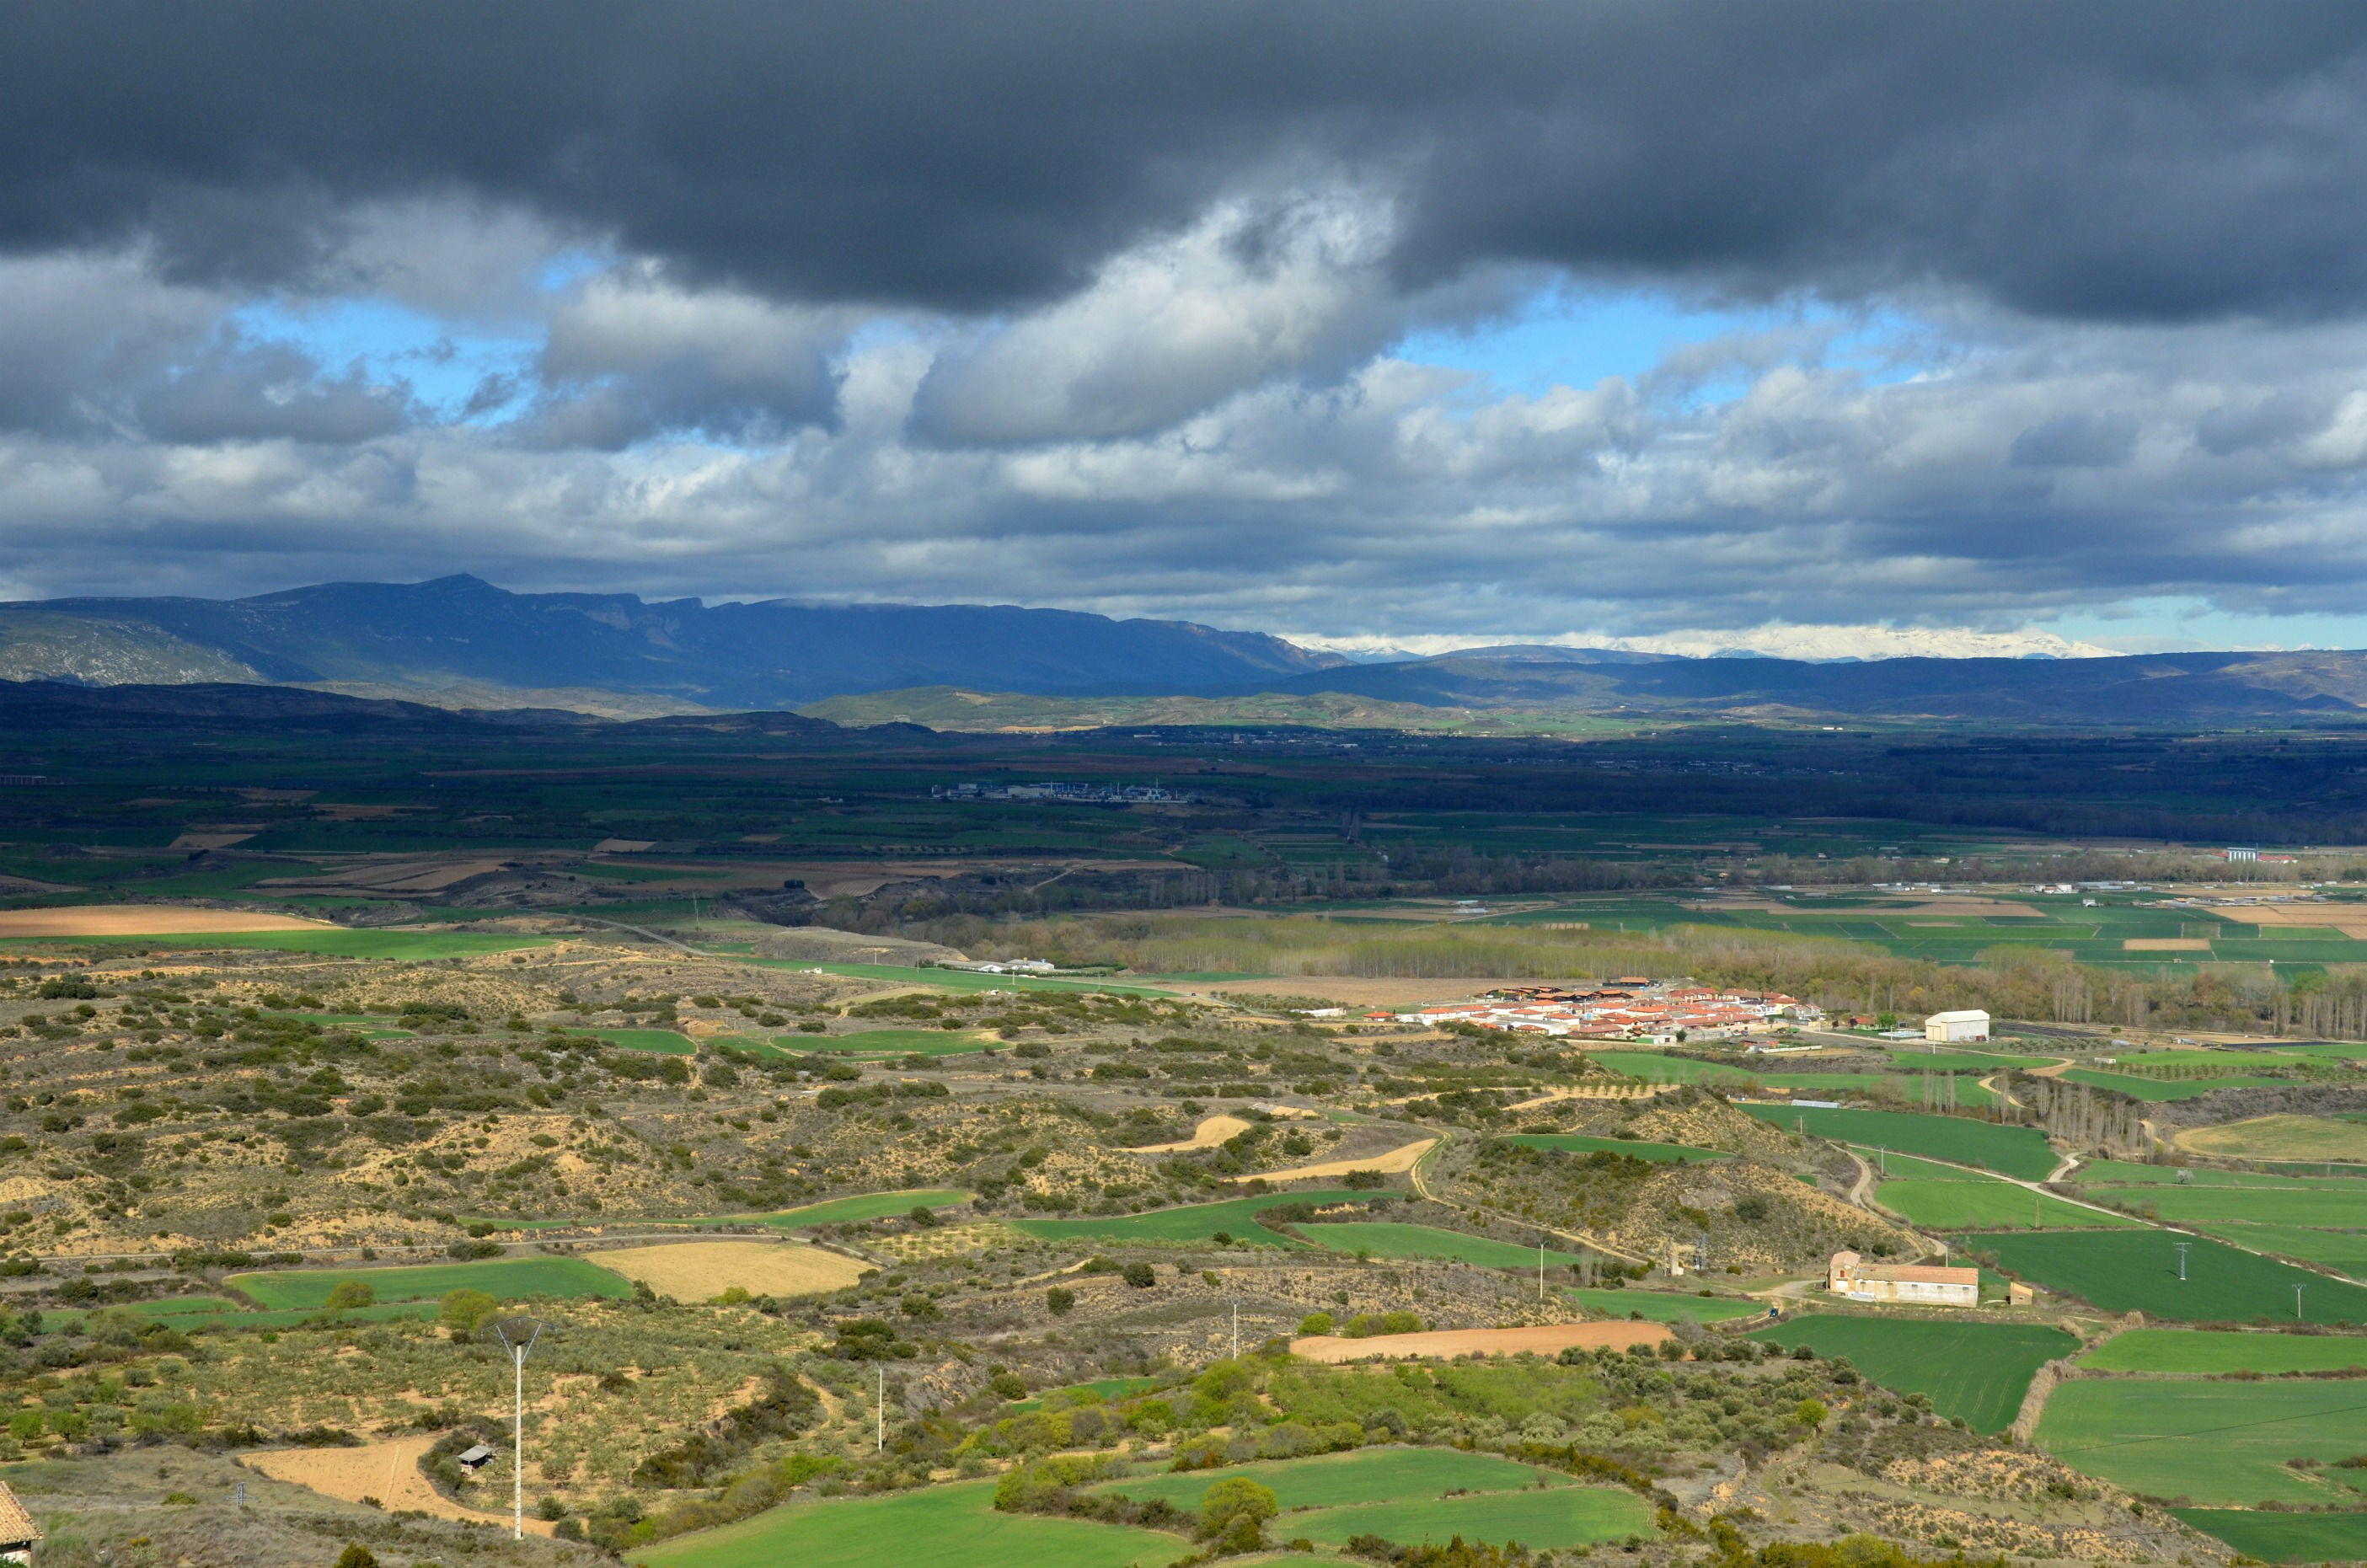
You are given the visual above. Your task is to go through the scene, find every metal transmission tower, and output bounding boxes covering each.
[2174,1241,2191,1282]
[487,1317,544,1541]
[1694,1234,1709,1274]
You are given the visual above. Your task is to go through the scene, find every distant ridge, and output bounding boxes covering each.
[0,575,1346,713]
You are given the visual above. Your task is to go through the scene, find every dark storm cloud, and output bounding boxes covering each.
[10,2,2367,322]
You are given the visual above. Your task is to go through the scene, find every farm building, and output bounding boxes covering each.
[1925,1009,1990,1042]
[1828,1250,1979,1307]
[0,1478,40,1564]
[456,1443,496,1474]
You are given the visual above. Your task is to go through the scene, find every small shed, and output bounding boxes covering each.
[0,1477,41,1565]
[455,1443,497,1474]
[1925,1009,1991,1043]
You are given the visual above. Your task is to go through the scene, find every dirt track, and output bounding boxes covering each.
[245,1433,555,1535]
[1127,1114,1253,1152]
[591,1239,866,1298]
[1291,1320,1670,1362]
[0,904,334,936]
[1233,1137,1437,1185]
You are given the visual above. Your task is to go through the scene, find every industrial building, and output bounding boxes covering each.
[1924,1009,1990,1042]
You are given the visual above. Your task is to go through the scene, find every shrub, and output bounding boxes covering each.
[439,1288,497,1334]
[333,1547,379,1568]
[1200,1476,1277,1541]
[1045,1287,1075,1316]
[324,1279,375,1309]
[1299,1312,1335,1335]
[1121,1262,1156,1288]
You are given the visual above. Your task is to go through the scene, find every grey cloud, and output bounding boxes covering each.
[12,3,2367,324]
[134,333,414,445]
[2009,410,2139,468]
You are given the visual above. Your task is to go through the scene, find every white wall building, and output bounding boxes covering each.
[1925,1009,1990,1042]
[1828,1250,1979,1307]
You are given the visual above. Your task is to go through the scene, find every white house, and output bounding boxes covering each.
[1925,1009,1990,1043]
[1828,1250,1979,1307]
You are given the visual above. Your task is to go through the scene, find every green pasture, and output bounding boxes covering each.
[1593,1053,1994,1107]
[1012,1191,1379,1249]
[1876,1178,2139,1231]
[637,1476,1181,1568]
[1869,1046,2059,1071]
[2040,1380,2367,1505]
[1097,1448,1571,1510]
[2082,1184,2367,1228]
[2078,1328,2367,1373]
[1744,1316,2076,1432]
[1855,1150,1977,1181]
[228,1255,633,1309]
[1567,1288,1768,1324]
[2172,1508,2367,1562]
[792,1027,999,1057]
[1302,1221,1588,1269]
[1738,1104,2058,1180]
[2070,1159,2354,1188]
[1960,1229,2367,1323]
[1095,1448,1650,1551]
[2187,1220,2367,1276]
[2177,1114,2367,1164]
[1494,1133,1727,1164]
[748,1190,973,1228]
[747,961,1175,998]
[1005,1377,1165,1414]
[2054,1068,2292,1101]
[5,928,551,960]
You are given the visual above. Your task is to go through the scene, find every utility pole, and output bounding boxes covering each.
[876,1363,885,1453]
[1538,1239,1546,1303]
[1230,1299,1240,1360]
[2297,1282,2308,1323]
[490,1318,544,1542]
[2175,1241,2191,1282]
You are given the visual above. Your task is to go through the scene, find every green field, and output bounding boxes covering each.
[2070,1159,2350,1188]
[1592,1053,1995,1107]
[1005,1377,1165,1414]
[2040,1380,2367,1505]
[1877,1178,2140,1231]
[2172,1508,2367,1561]
[1744,1316,2078,1432]
[1096,1448,1571,1510]
[638,1477,1181,1568]
[24,928,556,960]
[2055,1068,2292,1102]
[1095,1448,1652,1550]
[1567,1288,1770,1324]
[1738,1105,2059,1180]
[792,1027,999,1057]
[748,1190,973,1228]
[228,1256,633,1309]
[1302,1222,1588,1269]
[2186,1220,2367,1276]
[2081,1184,2367,1229]
[1960,1229,2367,1323]
[2078,1328,2367,1373]
[1495,1133,1727,1164]
[1011,1192,1379,1249]
[747,961,1175,998]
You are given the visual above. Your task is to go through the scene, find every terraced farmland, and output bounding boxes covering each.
[1744,1316,2076,1432]
[1568,1287,1768,1323]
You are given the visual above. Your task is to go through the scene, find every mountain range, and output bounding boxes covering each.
[6,577,2367,728]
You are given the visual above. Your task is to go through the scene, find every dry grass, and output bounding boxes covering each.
[590,1239,867,1298]
[1232,1137,1437,1185]
[1128,1114,1253,1152]
[2124,939,2212,951]
[245,1433,557,1535]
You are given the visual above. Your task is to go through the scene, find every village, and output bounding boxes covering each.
[1391,978,1824,1040]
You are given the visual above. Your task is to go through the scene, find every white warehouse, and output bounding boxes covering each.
[1925,1009,1990,1043]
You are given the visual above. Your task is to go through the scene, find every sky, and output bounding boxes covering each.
[13,4,2367,657]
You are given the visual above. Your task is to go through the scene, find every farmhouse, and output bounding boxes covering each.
[1828,1250,1979,1307]
[1925,1009,1990,1043]
[0,1478,40,1565]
